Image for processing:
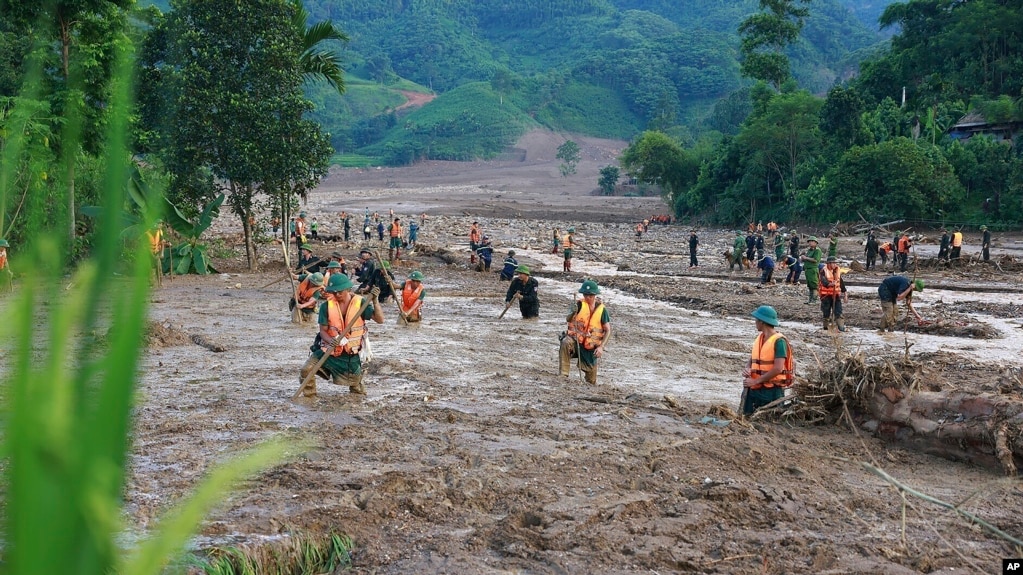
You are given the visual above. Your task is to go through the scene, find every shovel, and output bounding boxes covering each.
[291,295,372,401]
[498,293,520,319]
[281,240,302,324]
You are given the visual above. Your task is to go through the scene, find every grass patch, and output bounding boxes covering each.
[330,153,381,168]
[195,532,355,574]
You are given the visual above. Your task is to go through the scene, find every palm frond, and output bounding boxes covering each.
[303,20,348,51]
[301,50,346,94]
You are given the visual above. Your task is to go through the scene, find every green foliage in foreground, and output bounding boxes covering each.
[1,26,302,575]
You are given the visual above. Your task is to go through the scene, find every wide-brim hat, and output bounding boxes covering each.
[299,243,313,251]
[325,273,353,293]
[751,305,780,326]
[326,261,342,269]
[515,265,530,275]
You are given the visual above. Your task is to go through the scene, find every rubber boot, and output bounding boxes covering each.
[395,247,401,261]
[823,318,831,331]
[388,248,394,261]
[349,382,366,395]
[836,318,846,332]
[564,260,571,272]
[805,287,814,305]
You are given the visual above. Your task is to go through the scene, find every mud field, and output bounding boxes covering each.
[128,133,1023,574]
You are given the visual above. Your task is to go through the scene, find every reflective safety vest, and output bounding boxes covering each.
[296,218,307,236]
[390,222,402,238]
[402,282,424,317]
[568,300,605,350]
[818,266,842,297]
[0,250,7,270]
[750,332,794,389]
[325,295,366,356]
[562,234,574,250]
[880,242,892,253]
[897,236,910,253]
[952,232,963,247]
[469,226,481,243]
[297,278,319,305]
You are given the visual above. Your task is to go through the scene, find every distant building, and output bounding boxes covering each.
[948,111,1022,144]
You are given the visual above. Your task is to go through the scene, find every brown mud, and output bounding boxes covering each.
[129,131,1023,574]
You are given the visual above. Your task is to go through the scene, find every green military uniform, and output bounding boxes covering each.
[299,274,377,396]
[731,232,745,270]
[802,237,823,304]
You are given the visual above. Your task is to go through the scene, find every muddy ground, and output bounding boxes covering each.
[129,132,1023,574]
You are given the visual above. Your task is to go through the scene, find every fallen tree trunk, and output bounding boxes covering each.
[781,354,1023,475]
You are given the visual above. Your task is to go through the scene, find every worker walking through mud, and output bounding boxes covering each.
[297,275,384,397]
[562,227,576,272]
[505,265,539,319]
[741,306,794,415]
[800,236,822,304]
[399,271,426,323]
[559,280,610,384]
[819,256,847,332]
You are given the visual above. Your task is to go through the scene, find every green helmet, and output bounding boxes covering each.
[515,264,530,275]
[0,239,8,248]
[568,227,576,233]
[299,243,313,252]
[751,305,780,326]
[326,261,342,269]
[913,279,925,292]
[578,280,600,295]
[308,272,324,286]
[325,273,353,293]
[807,236,818,243]
[409,270,424,281]
[299,211,307,218]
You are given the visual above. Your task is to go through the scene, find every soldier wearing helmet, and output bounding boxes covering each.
[298,273,384,397]
[290,271,325,323]
[560,279,611,384]
[504,265,539,319]
[399,270,426,323]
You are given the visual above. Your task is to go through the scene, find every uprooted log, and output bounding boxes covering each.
[778,353,1023,475]
[413,243,464,266]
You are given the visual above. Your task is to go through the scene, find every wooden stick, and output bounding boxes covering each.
[372,250,409,325]
[291,295,371,400]
[281,240,302,324]
[498,293,520,318]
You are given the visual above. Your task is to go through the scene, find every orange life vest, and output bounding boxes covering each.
[880,242,892,253]
[568,300,606,350]
[325,295,366,356]
[897,236,910,253]
[818,266,841,297]
[390,222,402,238]
[952,232,963,247]
[401,282,424,318]
[297,278,319,305]
[296,218,306,236]
[561,234,574,249]
[636,224,643,233]
[0,250,7,270]
[469,226,481,243]
[750,332,794,389]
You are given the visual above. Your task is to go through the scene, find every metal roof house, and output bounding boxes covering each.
[948,111,1022,144]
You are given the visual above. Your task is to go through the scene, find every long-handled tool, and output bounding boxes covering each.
[498,293,520,319]
[281,240,302,324]
[260,259,320,290]
[737,386,749,416]
[372,251,410,325]
[291,295,372,401]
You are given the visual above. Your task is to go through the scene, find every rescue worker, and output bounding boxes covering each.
[864,231,878,270]
[388,217,402,262]
[788,232,800,258]
[981,225,991,261]
[562,227,576,272]
[290,272,325,322]
[500,250,519,281]
[476,235,495,272]
[310,218,319,240]
[800,236,823,304]
[408,221,419,247]
[878,240,892,267]
[354,249,377,291]
[827,233,838,259]
[635,222,644,238]
[559,280,610,384]
[755,232,765,261]
[297,275,384,397]
[297,244,326,274]
[551,227,560,254]
[897,231,913,271]
[505,265,540,319]
[757,255,775,286]
[950,229,964,260]
[878,276,923,333]
[343,213,351,242]
[937,228,950,261]
[745,231,756,264]
[767,221,777,237]
[295,211,308,245]
[756,220,764,233]
[774,232,786,260]
[376,220,385,242]
[361,259,396,303]
[730,231,745,271]
[323,260,345,286]
[0,238,12,290]
[469,221,482,264]
[741,306,794,415]
[781,254,802,285]
[819,256,848,332]
[399,271,426,323]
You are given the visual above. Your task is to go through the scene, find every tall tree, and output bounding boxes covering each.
[0,0,133,251]
[290,0,348,94]
[738,0,811,89]
[165,0,332,271]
